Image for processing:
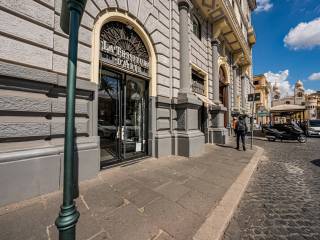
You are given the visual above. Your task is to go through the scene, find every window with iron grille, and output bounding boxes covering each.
[192,70,205,95]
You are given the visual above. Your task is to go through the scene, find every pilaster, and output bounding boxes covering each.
[176,0,204,157]
[232,65,238,111]
[208,38,228,144]
[241,75,247,113]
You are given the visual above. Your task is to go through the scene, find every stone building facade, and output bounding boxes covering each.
[271,80,308,122]
[306,92,320,120]
[0,0,256,206]
[254,74,271,124]
[272,80,306,107]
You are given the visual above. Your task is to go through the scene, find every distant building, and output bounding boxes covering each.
[272,80,306,107]
[306,92,320,119]
[253,74,271,124]
[270,80,319,122]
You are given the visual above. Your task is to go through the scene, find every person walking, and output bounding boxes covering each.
[236,115,248,151]
[232,117,238,137]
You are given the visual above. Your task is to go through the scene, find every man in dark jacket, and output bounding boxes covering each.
[235,115,248,151]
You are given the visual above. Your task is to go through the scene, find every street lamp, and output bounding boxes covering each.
[55,1,87,240]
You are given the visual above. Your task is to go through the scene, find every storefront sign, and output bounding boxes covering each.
[101,41,149,76]
[100,21,150,77]
[258,111,269,116]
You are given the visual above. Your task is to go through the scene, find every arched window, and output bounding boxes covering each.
[192,15,201,40]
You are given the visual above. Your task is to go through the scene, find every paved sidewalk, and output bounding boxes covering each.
[0,143,260,240]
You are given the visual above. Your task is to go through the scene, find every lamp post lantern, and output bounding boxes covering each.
[55,1,87,239]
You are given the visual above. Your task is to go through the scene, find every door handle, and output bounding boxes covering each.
[116,126,120,139]
[121,126,125,140]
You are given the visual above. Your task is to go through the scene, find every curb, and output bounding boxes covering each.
[248,136,268,141]
[193,146,265,240]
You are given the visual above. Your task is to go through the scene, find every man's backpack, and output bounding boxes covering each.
[237,119,246,131]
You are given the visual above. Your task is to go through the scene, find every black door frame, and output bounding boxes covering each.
[99,66,149,167]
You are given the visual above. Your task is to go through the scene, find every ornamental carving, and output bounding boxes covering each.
[100,21,150,77]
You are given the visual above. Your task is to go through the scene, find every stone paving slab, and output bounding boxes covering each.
[0,143,258,240]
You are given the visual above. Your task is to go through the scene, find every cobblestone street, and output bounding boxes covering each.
[224,138,320,240]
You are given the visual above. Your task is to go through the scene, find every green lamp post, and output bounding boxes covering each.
[55,1,87,239]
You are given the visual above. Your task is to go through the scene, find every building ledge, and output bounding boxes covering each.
[220,0,252,65]
[248,26,256,45]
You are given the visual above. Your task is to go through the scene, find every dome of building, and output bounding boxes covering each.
[295,80,303,88]
[273,82,280,91]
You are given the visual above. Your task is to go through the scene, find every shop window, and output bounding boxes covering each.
[192,70,205,95]
[192,15,201,40]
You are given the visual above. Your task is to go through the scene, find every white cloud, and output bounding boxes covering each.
[264,70,317,99]
[305,89,316,95]
[264,70,294,96]
[256,0,273,12]
[308,72,320,81]
[284,18,320,50]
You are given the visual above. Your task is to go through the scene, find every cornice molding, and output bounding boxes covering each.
[220,0,251,65]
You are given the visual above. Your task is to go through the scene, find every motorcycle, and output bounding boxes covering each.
[263,124,307,143]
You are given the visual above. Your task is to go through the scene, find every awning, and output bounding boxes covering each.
[270,104,305,113]
[194,93,216,107]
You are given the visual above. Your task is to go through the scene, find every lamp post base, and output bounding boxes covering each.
[55,202,80,240]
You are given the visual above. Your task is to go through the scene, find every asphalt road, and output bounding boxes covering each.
[224,137,320,240]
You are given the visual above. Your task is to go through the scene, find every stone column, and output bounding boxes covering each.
[241,75,246,112]
[209,39,228,144]
[232,65,238,111]
[211,39,220,104]
[175,0,204,157]
[178,0,191,93]
[226,83,231,134]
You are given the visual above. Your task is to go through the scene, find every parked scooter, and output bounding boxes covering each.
[263,124,307,143]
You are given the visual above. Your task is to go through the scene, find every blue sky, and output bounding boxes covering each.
[252,0,320,95]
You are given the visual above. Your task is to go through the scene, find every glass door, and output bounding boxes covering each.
[122,75,148,159]
[98,69,122,164]
[99,68,148,165]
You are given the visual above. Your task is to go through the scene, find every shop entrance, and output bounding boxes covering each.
[98,68,148,165]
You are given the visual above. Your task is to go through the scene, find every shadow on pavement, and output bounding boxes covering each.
[216,144,237,149]
[100,156,149,170]
[311,159,320,167]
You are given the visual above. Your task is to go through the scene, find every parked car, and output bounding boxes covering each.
[307,119,320,137]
